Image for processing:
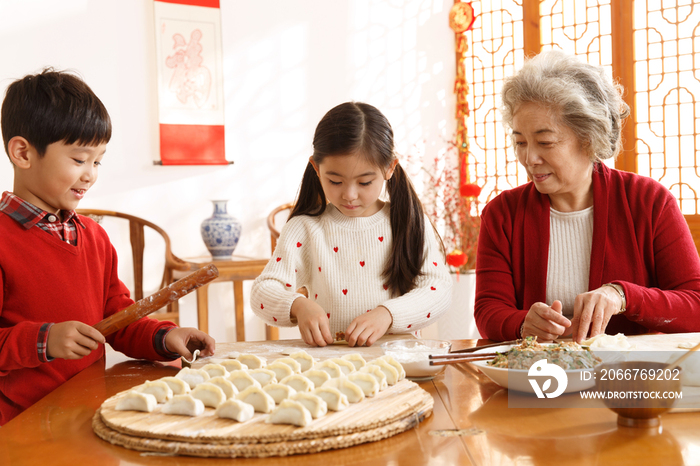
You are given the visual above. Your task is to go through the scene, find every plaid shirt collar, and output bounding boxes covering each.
[0,191,84,231]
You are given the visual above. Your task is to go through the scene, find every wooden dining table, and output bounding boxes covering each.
[1,339,698,466]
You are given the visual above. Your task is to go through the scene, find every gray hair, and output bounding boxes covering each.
[500,50,630,162]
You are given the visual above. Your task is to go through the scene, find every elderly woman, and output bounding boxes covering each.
[475,50,700,343]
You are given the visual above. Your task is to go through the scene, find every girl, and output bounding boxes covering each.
[251,102,451,347]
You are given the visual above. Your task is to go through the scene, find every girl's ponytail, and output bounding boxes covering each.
[289,161,326,219]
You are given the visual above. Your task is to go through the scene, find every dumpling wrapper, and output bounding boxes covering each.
[280,374,314,393]
[313,386,349,411]
[208,376,238,399]
[348,372,379,397]
[159,376,191,395]
[263,383,297,404]
[266,399,312,427]
[289,350,315,372]
[341,353,367,371]
[175,368,211,389]
[359,365,388,391]
[329,358,356,376]
[291,392,328,418]
[191,383,226,408]
[219,359,248,372]
[216,398,255,422]
[136,380,173,403]
[368,359,399,385]
[236,386,276,413]
[267,362,294,382]
[379,355,406,380]
[275,357,302,373]
[201,363,229,379]
[227,370,262,392]
[315,360,343,378]
[162,394,205,416]
[116,391,157,413]
[322,377,364,403]
[249,368,278,387]
[237,353,267,369]
[303,369,331,388]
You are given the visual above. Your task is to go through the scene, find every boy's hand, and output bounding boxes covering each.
[47,321,106,360]
[290,297,333,347]
[165,327,215,360]
[345,306,393,347]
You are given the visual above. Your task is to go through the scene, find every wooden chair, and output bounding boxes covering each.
[76,209,190,324]
[266,202,294,254]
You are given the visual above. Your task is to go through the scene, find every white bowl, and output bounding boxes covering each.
[469,344,597,394]
[381,339,452,380]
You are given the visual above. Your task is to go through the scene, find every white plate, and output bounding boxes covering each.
[469,345,597,394]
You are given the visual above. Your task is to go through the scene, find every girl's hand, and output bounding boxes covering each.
[345,306,393,347]
[521,300,571,342]
[47,321,106,360]
[165,327,216,360]
[290,297,333,347]
[570,286,622,343]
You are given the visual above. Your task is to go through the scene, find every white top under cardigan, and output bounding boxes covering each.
[250,203,452,335]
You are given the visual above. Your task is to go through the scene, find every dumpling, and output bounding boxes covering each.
[315,360,343,378]
[222,351,241,359]
[216,399,255,422]
[329,358,356,376]
[274,357,302,373]
[136,380,173,403]
[313,386,349,411]
[263,383,297,404]
[280,374,314,393]
[367,359,399,385]
[161,394,205,416]
[359,365,388,391]
[341,353,367,371]
[266,400,312,427]
[348,372,379,397]
[289,350,315,372]
[219,359,248,372]
[175,368,211,389]
[291,392,328,418]
[191,383,226,408]
[115,391,157,412]
[248,368,278,387]
[302,369,331,388]
[227,370,262,392]
[159,376,191,395]
[379,354,406,380]
[236,386,276,413]
[266,361,294,382]
[237,353,267,369]
[322,377,364,403]
[201,363,229,378]
[208,376,238,399]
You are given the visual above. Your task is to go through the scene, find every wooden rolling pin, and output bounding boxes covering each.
[93,264,219,337]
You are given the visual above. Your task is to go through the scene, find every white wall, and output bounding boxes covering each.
[0,0,455,342]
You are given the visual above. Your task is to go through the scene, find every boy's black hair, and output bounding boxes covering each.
[1,68,111,158]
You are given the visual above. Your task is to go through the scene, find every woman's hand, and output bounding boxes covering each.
[290,297,333,347]
[47,321,106,359]
[345,306,393,347]
[522,300,571,342]
[570,286,622,343]
[165,327,216,360]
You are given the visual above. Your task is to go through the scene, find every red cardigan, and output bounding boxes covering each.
[475,164,700,341]
[0,213,175,425]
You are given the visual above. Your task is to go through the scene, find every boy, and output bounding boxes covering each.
[0,69,215,425]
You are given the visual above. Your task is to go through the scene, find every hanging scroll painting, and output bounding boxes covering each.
[153,0,228,165]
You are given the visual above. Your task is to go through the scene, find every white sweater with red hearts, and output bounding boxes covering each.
[251,202,452,336]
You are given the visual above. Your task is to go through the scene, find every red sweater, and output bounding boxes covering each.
[475,164,700,341]
[0,213,175,425]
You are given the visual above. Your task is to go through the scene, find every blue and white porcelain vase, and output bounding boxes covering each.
[200,200,242,260]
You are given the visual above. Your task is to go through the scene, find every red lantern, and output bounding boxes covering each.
[446,249,468,268]
[460,183,481,198]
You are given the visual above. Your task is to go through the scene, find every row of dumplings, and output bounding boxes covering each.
[115,350,406,427]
